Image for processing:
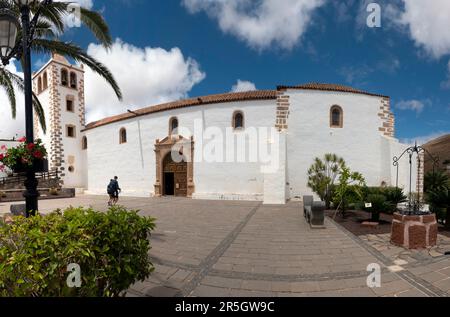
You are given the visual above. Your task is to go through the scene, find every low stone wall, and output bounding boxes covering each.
[0,188,75,203]
[391,213,438,249]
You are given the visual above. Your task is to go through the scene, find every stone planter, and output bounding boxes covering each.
[391,213,438,249]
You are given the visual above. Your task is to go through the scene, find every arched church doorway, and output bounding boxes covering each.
[162,153,188,197]
[154,135,195,197]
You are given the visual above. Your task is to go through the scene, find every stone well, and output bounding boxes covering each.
[391,213,438,249]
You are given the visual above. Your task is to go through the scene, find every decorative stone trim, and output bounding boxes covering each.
[154,135,195,198]
[49,64,65,185]
[378,97,395,138]
[275,89,290,131]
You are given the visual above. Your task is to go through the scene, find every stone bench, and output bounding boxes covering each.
[303,196,326,229]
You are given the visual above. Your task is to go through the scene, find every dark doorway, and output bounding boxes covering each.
[164,173,175,196]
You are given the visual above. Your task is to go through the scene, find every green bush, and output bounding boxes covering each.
[0,206,156,297]
[363,186,407,214]
[364,194,389,222]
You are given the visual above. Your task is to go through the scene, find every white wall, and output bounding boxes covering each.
[285,89,415,199]
[0,140,20,178]
[85,100,276,199]
[83,88,418,202]
[34,62,87,189]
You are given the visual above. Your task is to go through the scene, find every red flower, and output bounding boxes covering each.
[0,153,4,160]
[27,143,35,151]
[33,150,43,159]
[18,137,26,143]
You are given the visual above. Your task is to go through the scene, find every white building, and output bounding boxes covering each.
[28,55,418,204]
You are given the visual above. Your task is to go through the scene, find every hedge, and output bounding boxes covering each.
[0,206,156,297]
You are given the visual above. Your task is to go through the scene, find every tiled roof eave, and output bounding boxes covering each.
[83,90,277,131]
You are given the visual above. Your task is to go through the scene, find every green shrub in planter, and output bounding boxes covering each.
[0,206,156,297]
[364,194,390,222]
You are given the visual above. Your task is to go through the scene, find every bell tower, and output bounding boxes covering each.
[32,53,87,189]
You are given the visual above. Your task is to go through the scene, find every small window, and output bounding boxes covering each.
[43,72,48,90]
[37,77,42,94]
[61,69,68,86]
[233,111,244,130]
[330,105,343,128]
[66,125,76,138]
[68,166,75,173]
[66,98,74,112]
[119,128,127,144]
[169,117,179,135]
[70,72,77,89]
[82,136,87,150]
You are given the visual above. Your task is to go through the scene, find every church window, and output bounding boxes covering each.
[70,72,77,89]
[66,97,74,112]
[169,117,179,135]
[233,111,244,130]
[119,128,127,144]
[37,77,42,93]
[330,105,343,128]
[82,136,87,150]
[61,68,68,86]
[66,125,76,138]
[43,71,48,90]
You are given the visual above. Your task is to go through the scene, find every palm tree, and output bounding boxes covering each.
[0,0,122,133]
[307,154,346,208]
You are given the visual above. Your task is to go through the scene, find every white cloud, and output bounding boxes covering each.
[401,131,450,146]
[441,61,450,90]
[395,99,430,114]
[396,0,450,58]
[231,80,256,92]
[0,62,25,140]
[182,0,325,51]
[54,0,94,28]
[84,39,206,122]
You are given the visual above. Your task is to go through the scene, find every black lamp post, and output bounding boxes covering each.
[0,0,53,217]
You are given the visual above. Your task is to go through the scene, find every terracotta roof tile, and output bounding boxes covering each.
[84,90,277,131]
[277,82,389,98]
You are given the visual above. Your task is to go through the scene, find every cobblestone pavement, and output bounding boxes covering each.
[2,195,450,297]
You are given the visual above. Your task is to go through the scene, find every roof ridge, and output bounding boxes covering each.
[277,82,389,98]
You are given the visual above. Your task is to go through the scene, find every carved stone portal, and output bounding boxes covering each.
[154,135,194,197]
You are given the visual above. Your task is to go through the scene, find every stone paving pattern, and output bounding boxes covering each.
[2,196,450,297]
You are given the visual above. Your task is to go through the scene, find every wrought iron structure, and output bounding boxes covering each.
[393,142,439,215]
[0,0,54,217]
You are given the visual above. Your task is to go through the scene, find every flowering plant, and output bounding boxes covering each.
[0,138,48,172]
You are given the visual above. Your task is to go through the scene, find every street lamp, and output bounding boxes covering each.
[0,0,53,217]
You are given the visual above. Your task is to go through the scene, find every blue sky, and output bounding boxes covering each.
[2,0,450,143]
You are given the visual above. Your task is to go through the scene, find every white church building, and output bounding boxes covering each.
[21,54,418,204]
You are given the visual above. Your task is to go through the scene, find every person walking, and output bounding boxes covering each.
[107,176,121,206]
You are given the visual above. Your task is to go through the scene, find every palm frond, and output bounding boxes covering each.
[0,68,17,119]
[3,68,47,134]
[79,7,112,48]
[32,39,123,100]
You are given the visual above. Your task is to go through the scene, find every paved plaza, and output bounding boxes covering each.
[2,195,450,297]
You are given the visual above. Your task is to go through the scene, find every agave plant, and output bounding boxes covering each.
[0,0,123,133]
